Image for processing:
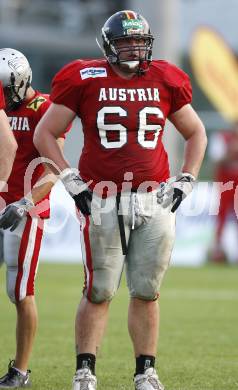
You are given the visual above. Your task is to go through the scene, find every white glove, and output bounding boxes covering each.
[60,168,92,215]
[0,198,34,232]
[157,172,195,213]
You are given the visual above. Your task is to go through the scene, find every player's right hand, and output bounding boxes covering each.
[60,168,92,215]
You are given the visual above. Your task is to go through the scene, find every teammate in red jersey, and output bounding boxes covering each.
[0,81,17,188]
[34,11,207,390]
[209,122,238,263]
[0,49,66,388]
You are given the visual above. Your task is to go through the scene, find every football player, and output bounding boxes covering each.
[34,10,207,390]
[0,48,67,388]
[0,81,17,188]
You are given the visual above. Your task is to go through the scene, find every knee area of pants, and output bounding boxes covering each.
[130,291,158,301]
[129,288,157,301]
[89,287,116,303]
[129,276,162,301]
[7,286,29,304]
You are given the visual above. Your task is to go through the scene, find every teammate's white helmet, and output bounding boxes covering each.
[0,48,32,110]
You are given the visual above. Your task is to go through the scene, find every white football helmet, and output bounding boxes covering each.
[0,48,32,110]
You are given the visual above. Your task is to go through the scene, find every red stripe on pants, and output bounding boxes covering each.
[15,217,33,302]
[83,216,94,301]
[15,217,43,301]
[26,219,44,296]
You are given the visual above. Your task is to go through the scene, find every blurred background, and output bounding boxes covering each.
[1,0,238,265]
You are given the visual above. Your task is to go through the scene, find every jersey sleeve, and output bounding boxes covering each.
[50,62,82,114]
[167,64,192,115]
[0,82,5,109]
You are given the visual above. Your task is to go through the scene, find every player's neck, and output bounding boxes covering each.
[110,64,137,80]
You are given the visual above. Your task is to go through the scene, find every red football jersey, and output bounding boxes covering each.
[51,59,192,193]
[0,91,53,218]
[0,82,5,109]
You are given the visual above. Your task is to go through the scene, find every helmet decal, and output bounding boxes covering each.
[122,19,144,35]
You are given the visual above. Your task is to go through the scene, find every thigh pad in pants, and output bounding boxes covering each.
[126,193,176,300]
[81,196,125,303]
[4,216,44,303]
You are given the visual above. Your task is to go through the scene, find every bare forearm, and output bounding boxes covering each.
[29,171,56,204]
[182,130,207,178]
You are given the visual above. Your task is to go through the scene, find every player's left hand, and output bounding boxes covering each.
[157,172,196,213]
[0,198,34,232]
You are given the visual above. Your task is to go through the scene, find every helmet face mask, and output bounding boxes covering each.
[102,11,154,73]
[0,48,32,111]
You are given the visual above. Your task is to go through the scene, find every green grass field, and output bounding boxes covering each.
[0,264,238,390]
